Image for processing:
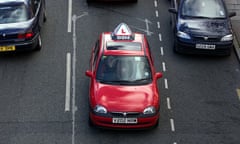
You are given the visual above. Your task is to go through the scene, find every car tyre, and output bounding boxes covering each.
[35,34,42,51]
[173,37,179,53]
[43,11,47,22]
[88,116,94,127]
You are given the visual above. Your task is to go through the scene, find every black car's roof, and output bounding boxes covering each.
[0,0,28,5]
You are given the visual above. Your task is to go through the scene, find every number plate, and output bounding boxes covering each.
[0,46,16,52]
[196,44,215,50]
[112,118,138,124]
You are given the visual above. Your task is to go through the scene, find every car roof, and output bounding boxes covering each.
[0,0,28,5]
[100,23,147,56]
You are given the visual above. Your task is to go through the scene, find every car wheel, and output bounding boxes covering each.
[173,37,179,53]
[43,11,47,22]
[35,34,42,51]
[88,116,94,127]
[153,119,159,128]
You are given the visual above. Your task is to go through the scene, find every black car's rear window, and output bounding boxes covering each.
[0,4,28,24]
[106,42,142,51]
[181,0,227,18]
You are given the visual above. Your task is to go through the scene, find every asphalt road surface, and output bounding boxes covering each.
[0,0,240,144]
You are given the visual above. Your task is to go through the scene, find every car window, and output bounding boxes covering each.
[0,4,28,24]
[96,56,152,85]
[106,42,142,51]
[181,0,226,18]
[92,40,100,70]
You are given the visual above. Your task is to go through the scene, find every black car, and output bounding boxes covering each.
[169,0,236,56]
[0,0,46,52]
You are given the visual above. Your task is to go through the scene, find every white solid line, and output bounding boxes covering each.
[72,14,77,144]
[160,47,164,55]
[154,0,158,7]
[155,10,159,17]
[65,53,71,112]
[157,22,160,29]
[167,97,171,110]
[162,62,166,72]
[164,78,169,89]
[170,119,175,132]
[159,34,162,41]
[68,0,72,32]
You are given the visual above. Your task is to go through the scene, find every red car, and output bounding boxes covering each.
[85,23,163,129]
[87,0,137,3]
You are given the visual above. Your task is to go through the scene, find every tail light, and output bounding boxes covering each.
[18,32,34,39]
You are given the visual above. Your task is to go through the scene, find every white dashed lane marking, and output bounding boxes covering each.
[170,119,175,132]
[155,10,159,17]
[167,97,171,110]
[157,22,160,29]
[160,47,164,55]
[164,78,169,89]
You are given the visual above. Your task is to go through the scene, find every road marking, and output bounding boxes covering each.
[70,13,88,144]
[65,53,71,112]
[155,10,159,17]
[167,97,171,110]
[170,119,175,132]
[173,142,177,144]
[154,0,158,7]
[159,34,162,41]
[237,89,240,100]
[160,47,164,55]
[164,78,169,89]
[157,22,160,29]
[68,0,72,32]
[129,25,153,36]
[162,62,166,72]
[145,19,151,36]
[72,14,77,144]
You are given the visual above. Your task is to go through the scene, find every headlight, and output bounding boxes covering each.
[143,106,156,115]
[94,105,107,114]
[177,31,191,39]
[221,34,233,41]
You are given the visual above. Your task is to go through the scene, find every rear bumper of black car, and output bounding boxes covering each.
[0,34,39,53]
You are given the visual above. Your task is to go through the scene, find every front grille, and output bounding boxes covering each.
[192,35,220,42]
[111,112,140,117]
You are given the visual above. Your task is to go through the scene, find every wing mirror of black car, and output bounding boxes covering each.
[229,12,237,18]
[155,72,163,79]
[85,70,93,78]
[168,8,178,14]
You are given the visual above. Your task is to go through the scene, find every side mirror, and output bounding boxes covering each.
[155,72,163,79]
[85,70,93,78]
[229,12,236,18]
[168,8,178,14]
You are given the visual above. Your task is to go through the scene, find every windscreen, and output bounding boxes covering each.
[181,0,227,18]
[96,55,152,85]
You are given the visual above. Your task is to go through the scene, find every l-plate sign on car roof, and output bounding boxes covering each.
[111,23,134,40]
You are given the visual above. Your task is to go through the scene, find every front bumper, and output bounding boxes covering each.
[90,111,159,129]
[175,37,233,56]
